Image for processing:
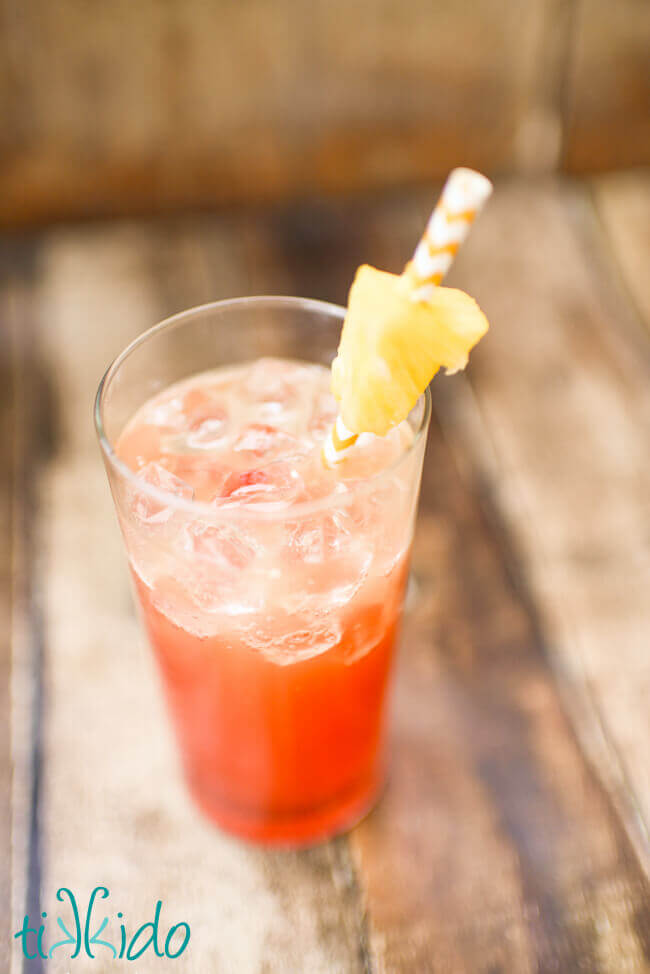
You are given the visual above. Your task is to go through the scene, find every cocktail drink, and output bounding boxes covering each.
[118,350,426,842]
[96,301,429,843]
[96,169,491,844]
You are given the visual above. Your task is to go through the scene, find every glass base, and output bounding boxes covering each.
[187,769,385,847]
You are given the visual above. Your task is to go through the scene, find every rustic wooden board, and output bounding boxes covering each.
[593,172,650,334]
[33,224,368,974]
[3,1,648,226]
[1,240,57,974]
[564,0,650,172]
[0,247,17,973]
[433,179,650,873]
[4,176,650,971]
[0,0,570,227]
[354,432,650,973]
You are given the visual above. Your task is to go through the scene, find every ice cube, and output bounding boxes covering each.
[147,395,186,431]
[184,417,229,451]
[219,462,305,506]
[183,387,229,431]
[243,359,315,433]
[132,461,194,524]
[349,478,411,572]
[283,506,373,612]
[233,423,302,459]
[245,358,299,404]
[161,453,231,502]
[182,521,257,570]
[287,509,354,564]
[242,615,342,665]
[338,602,388,665]
[178,521,261,617]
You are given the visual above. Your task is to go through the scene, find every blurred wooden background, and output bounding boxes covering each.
[1,0,649,226]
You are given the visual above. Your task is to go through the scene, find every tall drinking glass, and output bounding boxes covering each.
[95,297,430,844]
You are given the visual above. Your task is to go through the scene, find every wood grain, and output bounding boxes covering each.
[354,430,650,972]
[564,0,650,171]
[2,1,648,226]
[436,179,650,873]
[0,246,16,973]
[0,239,56,974]
[593,171,650,334]
[0,0,569,227]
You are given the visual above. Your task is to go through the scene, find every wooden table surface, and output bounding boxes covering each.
[2,173,649,972]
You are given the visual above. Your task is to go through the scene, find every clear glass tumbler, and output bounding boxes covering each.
[95,297,430,844]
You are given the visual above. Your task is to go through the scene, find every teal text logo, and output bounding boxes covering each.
[14,886,190,961]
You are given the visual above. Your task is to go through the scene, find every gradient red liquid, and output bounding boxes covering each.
[134,562,407,842]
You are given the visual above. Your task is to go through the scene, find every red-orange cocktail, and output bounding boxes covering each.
[133,562,407,842]
[96,299,429,844]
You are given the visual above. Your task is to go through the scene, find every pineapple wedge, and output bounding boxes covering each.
[331,264,489,436]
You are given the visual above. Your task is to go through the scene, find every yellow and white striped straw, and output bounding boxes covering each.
[323,167,492,466]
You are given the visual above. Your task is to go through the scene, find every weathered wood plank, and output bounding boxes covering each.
[593,172,650,334]
[1,240,49,974]
[34,223,368,973]
[0,0,568,227]
[430,178,650,873]
[0,247,17,973]
[246,189,650,971]
[356,438,650,972]
[564,0,650,171]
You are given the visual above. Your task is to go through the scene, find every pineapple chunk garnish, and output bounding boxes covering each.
[331,265,489,436]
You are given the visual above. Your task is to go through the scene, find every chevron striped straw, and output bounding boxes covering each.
[403,167,493,299]
[323,168,492,466]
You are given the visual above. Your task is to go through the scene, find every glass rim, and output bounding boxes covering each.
[94,295,432,521]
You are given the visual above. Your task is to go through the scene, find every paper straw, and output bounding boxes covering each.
[403,167,493,300]
[322,414,360,466]
[323,168,492,465]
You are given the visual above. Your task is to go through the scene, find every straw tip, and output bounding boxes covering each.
[447,167,493,203]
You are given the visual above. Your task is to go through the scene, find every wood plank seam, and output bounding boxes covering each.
[557,0,581,171]
[588,179,650,341]
[4,247,58,974]
[434,373,650,878]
